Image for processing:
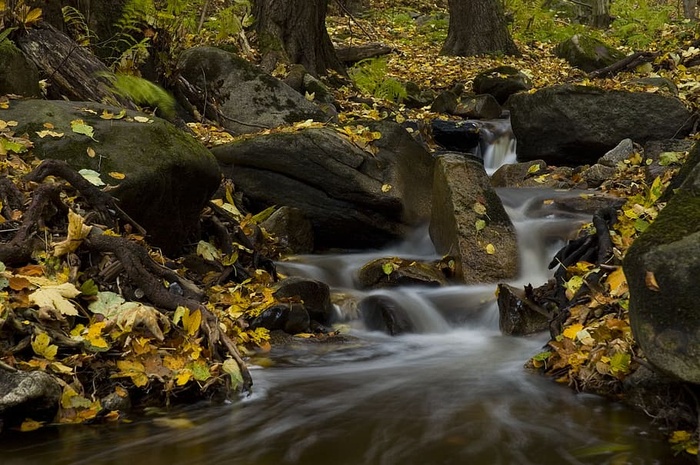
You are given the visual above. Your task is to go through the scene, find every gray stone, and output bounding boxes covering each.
[212,120,433,249]
[0,369,61,427]
[508,85,695,166]
[429,154,519,284]
[497,284,549,336]
[624,155,700,383]
[177,47,327,135]
[2,99,220,254]
[359,294,415,335]
[598,138,635,167]
[580,163,617,188]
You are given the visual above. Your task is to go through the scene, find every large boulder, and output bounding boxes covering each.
[177,47,327,135]
[212,120,434,250]
[554,34,625,72]
[429,154,519,284]
[624,151,700,383]
[2,99,220,253]
[508,85,695,166]
[356,257,449,289]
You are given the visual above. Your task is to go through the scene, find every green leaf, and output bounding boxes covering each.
[610,352,631,375]
[223,358,244,388]
[382,262,395,275]
[658,151,683,166]
[251,205,276,224]
[80,279,99,296]
[71,119,97,141]
[532,351,552,362]
[475,219,486,231]
[88,291,125,317]
[78,169,105,186]
[634,218,649,232]
[191,361,211,381]
[0,137,28,154]
[196,240,220,261]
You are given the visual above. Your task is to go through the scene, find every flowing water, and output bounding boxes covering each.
[1,124,691,465]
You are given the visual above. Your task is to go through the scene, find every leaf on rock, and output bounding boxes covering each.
[108,171,125,180]
[222,358,244,388]
[29,283,81,316]
[472,201,487,216]
[485,243,495,254]
[70,119,97,141]
[645,270,660,291]
[78,169,105,187]
[35,130,64,138]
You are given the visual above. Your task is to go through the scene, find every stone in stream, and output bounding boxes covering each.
[356,257,450,289]
[359,294,415,335]
[497,284,550,336]
[430,154,519,284]
[0,369,61,430]
[624,146,700,384]
[508,84,695,166]
[472,65,532,105]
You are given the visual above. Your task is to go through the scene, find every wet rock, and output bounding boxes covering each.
[356,257,449,289]
[261,206,314,254]
[213,120,434,250]
[2,99,220,254]
[249,303,311,334]
[547,192,625,216]
[508,84,695,166]
[631,77,678,95]
[359,295,414,335]
[273,277,334,326]
[405,81,436,109]
[497,284,550,336]
[491,160,573,188]
[178,47,327,135]
[430,154,519,284]
[0,369,61,428]
[554,34,625,73]
[624,157,700,383]
[472,66,532,105]
[452,94,502,120]
[430,119,481,153]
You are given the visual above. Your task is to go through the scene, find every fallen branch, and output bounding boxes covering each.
[588,51,659,78]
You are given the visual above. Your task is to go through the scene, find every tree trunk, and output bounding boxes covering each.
[590,0,612,28]
[684,0,698,19]
[253,0,345,77]
[441,0,519,56]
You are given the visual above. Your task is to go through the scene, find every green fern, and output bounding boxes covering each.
[61,6,96,47]
[101,73,176,119]
[349,58,407,103]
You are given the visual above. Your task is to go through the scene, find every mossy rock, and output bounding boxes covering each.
[472,66,532,105]
[2,99,220,254]
[0,39,41,97]
[554,34,625,73]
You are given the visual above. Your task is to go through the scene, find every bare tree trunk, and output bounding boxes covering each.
[684,0,698,19]
[441,0,519,56]
[253,0,345,77]
[591,0,613,28]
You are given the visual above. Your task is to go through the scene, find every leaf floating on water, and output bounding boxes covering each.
[20,418,45,432]
[153,417,196,429]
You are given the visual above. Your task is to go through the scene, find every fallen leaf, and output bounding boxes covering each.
[108,171,126,180]
[485,243,495,254]
[31,332,58,360]
[78,169,105,186]
[645,270,660,291]
[54,209,92,256]
[86,147,96,158]
[70,119,97,141]
[29,283,81,316]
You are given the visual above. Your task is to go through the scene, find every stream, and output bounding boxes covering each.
[1,121,692,464]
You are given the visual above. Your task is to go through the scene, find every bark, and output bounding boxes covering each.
[590,0,612,28]
[15,23,135,107]
[335,43,393,63]
[441,0,519,56]
[253,0,345,76]
[684,0,698,19]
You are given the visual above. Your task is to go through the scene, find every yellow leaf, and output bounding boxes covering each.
[563,323,584,340]
[473,202,487,216]
[31,332,58,360]
[86,147,96,158]
[115,360,149,387]
[606,268,628,297]
[29,283,81,315]
[133,116,151,123]
[183,308,201,336]
[527,163,541,174]
[85,321,110,351]
[153,417,195,429]
[175,369,193,386]
[20,418,44,432]
[54,209,92,256]
[35,130,64,138]
[485,243,495,254]
[24,8,42,23]
[381,184,392,193]
[108,171,126,180]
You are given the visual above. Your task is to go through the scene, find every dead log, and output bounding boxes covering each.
[15,23,135,108]
[588,51,658,79]
[335,43,393,63]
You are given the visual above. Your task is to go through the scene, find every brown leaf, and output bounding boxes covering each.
[645,270,660,291]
